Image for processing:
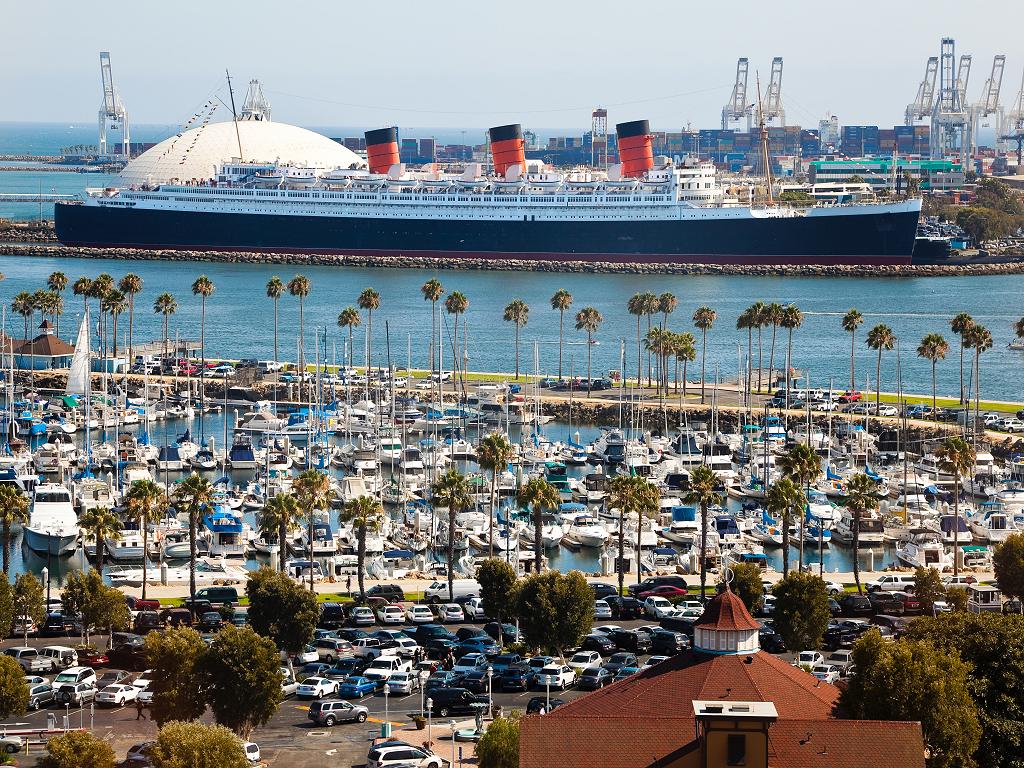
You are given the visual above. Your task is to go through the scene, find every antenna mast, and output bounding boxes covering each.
[226,69,244,161]
[756,75,774,205]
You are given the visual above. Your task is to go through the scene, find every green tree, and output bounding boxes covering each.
[842,308,864,392]
[764,302,784,389]
[0,655,27,719]
[672,331,696,397]
[627,292,648,386]
[476,710,521,768]
[357,287,381,372]
[118,272,143,358]
[148,721,249,768]
[145,626,208,726]
[965,323,993,430]
[124,479,166,599]
[0,580,13,640]
[292,469,332,591]
[0,484,29,576]
[766,477,805,578]
[721,561,764,614]
[12,573,45,645]
[338,495,384,600]
[843,473,879,594]
[574,306,603,395]
[993,532,1024,601]
[608,475,660,594]
[60,570,131,642]
[780,303,803,403]
[772,572,830,652]
[444,290,469,391]
[840,630,980,768]
[684,465,722,601]
[478,432,514,559]
[516,476,561,576]
[153,292,177,362]
[777,444,822,569]
[550,289,572,380]
[191,275,215,409]
[692,305,717,403]
[287,274,311,374]
[478,558,519,644]
[77,505,121,575]
[422,278,445,374]
[945,587,968,612]
[173,473,214,609]
[503,298,529,380]
[950,312,975,405]
[246,567,319,655]
[200,625,282,738]
[336,307,361,370]
[866,323,896,414]
[258,492,302,573]
[515,570,593,655]
[432,468,472,602]
[914,567,946,614]
[265,276,284,365]
[917,333,949,422]
[937,436,975,576]
[37,730,115,768]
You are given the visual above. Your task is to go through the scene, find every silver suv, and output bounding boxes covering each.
[55,682,97,705]
[307,699,368,726]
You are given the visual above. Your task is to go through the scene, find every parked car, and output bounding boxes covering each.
[376,605,405,625]
[483,622,519,643]
[5,647,49,673]
[96,670,132,688]
[644,596,681,619]
[53,666,96,687]
[424,687,489,717]
[55,682,97,706]
[323,657,370,680]
[614,666,640,682]
[27,683,55,710]
[602,652,638,676]
[535,664,575,690]
[308,698,368,727]
[425,670,465,691]
[825,650,855,673]
[567,651,602,674]
[489,653,522,674]
[499,664,535,692]
[579,633,617,656]
[593,600,613,619]
[591,583,619,600]
[96,684,139,707]
[609,629,652,654]
[636,584,688,600]
[604,596,645,620]
[296,677,340,699]
[363,655,413,685]
[891,590,922,615]
[456,636,500,657]
[526,697,565,715]
[628,575,689,596]
[367,741,444,768]
[432,603,465,623]
[867,592,905,616]
[650,629,689,656]
[386,671,420,695]
[794,651,824,668]
[811,664,841,684]
[349,606,376,626]
[406,606,435,624]
[316,638,355,663]
[839,594,874,617]
[338,676,379,699]
[578,666,613,690]
[197,612,224,632]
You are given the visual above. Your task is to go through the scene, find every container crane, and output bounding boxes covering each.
[1001,67,1024,163]
[762,57,785,125]
[930,38,970,167]
[970,55,1005,158]
[906,56,938,125]
[97,51,130,158]
[721,58,751,130]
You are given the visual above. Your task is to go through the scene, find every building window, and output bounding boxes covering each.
[727,734,747,766]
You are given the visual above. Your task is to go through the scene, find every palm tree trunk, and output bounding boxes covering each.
[932,360,938,424]
[646,315,652,387]
[617,510,625,596]
[431,301,437,373]
[97,530,105,575]
[852,509,862,593]
[298,298,305,379]
[279,517,288,573]
[514,324,520,380]
[781,511,790,578]
[1,522,9,576]
[534,507,543,575]
[128,296,134,358]
[768,325,777,389]
[447,507,456,602]
[850,329,856,392]
[959,339,964,405]
[756,327,763,392]
[367,310,373,374]
[635,317,641,388]
[357,523,367,599]
[798,495,806,571]
[636,512,644,589]
[308,515,315,592]
[452,321,460,395]
[786,329,794,405]
[746,328,752,397]
[683,360,688,399]
[112,313,119,358]
[586,332,593,396]
[558,310,564,380]
[700,330,707,404]
[953,481,960,577]
[488,474,496,559]
[699,502,708,602]
[975,351,981,428]
[875,349,882,413]
[141,523,149,600]
[200,298,206,413]
[189,509,197,616]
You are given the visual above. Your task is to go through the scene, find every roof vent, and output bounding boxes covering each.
[744,656,754,664]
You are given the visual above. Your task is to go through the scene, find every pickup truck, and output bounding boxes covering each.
[361,655,413,685]
[280,667,300,698]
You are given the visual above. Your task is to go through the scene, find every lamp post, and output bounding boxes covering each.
[41,565,50,611]
[426,698,433,744]
[449,720,457,768]
[383,683,390,730]
[419,671,429,716]
[486,667,493,718]
[545,678,551,711]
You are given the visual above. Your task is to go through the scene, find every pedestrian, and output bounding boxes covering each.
[135,699,146,721]
[347,574,352,595]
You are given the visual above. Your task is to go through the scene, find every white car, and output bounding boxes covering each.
[643,596,680,619]
[678,600,705,615]
[389,637,422,659]
[795,651,825,668]
[386,671,419,695]
[811,664,841,684]
[435,603,464,623]
[367,742,444,768]
[593,600,612,619]
[452,653,489,675]
[96,684,138,707]
[406,605,434,624]
[243,742,260,765]
[292,644,320,664]
[643,655,670,668]
[349,607,376,626]
[592,625,623,636]
[535,664,576,690]
[811,400,838,412]
[377,605,405,625]
[823,581,845,597]
[296,676,339,699]
[567,651,602,674]
[942,574,977,588]
[463,597,488,620]
[875,404,899,417]
[23,675,48,686]
[996,418,1024,433]
[825,650,854,672]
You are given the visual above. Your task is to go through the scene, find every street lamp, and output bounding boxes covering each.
[545,679,551,711]
[449,720,457,768]
[486,667,493,718]
[383,683,390,729]
[419,671,429,716]
[426,698,433,743]
[41,566,50,611]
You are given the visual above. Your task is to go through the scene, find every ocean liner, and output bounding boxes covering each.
[55,121,921,265]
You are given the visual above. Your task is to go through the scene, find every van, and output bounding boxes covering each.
[194,586,238,605]
[865,574,917,593]
[39,646,78,671]
[424,579,480,604]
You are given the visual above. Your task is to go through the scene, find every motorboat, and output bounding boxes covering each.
[104,528,146,562]
[108,556,247,587]
[895,530,953,569]
[24,483,79,556]
[968,501,1017,543]
[561,513,608,548]
[156,445,183,472]
[593,429,627,465]
[160,529,210,560]
[203,504,249,557]
[228,433,257,470]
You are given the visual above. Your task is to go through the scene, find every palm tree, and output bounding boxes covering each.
[118,273,143,358]
[421,278,445,373]
[357,288,381,373]
[842,309,864,392]
[516,476,560,576]
[79,506,122,576]
[917,333,949,422]
[153,293,177,362]
[750,301,767,391]
[764,302,784,389]
[191,275,215,395]
[866,324,896,414]
[503,300,529,380]
[1014,316,1024,346]
[735,307,755,397]
[432,468,472,601]
[124,479,165,599]
[692,306,717,404]
[965,324,993,430]
[287,275,311,375]
[644,328,673,395]
[627,293,646,387]
[780,304,803,404]
[843,473,879,594]
[101,289,127,358]
[937,436,975,577]
[574,307,603,395]
[672,332,697,397]
[266,276,284,365]
[72,276,92,314]
[31,290,49,343]
[0,484,29,576]
[478,432,514,558]
[641,292,659,386]
[608,475,659,594]
[293,470,332,591]
[258,493,302,573]
[89,275,114,355]
[777,443,822,569]
[684,465,722,602]
[658,292,678,331]
[550,289,573,381]
[173,473,214,611]
[444,291,469,391]
[47,272,68,336]
[340,495,385,600]
[949,312,975,405]
[765,477,805,577]
[11,292,33,340]
[336,307,361,370]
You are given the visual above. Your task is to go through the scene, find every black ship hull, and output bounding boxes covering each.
[54,202,920,265]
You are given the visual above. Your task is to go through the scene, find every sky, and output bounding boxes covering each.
[3,0,1023,138]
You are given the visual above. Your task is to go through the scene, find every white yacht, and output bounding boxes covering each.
[895,531,953,570]
[968,501,1017,543]
[24,484,79,556]
[561,513,608,548]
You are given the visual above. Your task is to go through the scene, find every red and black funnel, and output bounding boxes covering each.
[616,120,654,177]
[365,127,400,174]
[488,124,526,178]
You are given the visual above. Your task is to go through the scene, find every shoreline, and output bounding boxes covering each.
[5,242,1024,277]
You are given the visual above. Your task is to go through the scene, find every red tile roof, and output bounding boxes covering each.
[694,589,761,631]
[768,719,925,768]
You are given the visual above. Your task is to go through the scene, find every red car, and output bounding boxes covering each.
[74,646,109,668]
[125,595,160,612]
[891,591,922,615]
[837,391,863,403]
[636,585,688,600]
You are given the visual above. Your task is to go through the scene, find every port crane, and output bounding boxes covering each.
[905,56,938,125]
[97,51,130,158]
[970,55,1005,158]
[762,57,785,125]
[721,58,751,130]
[930,38,970,167]
[1001,67,1024,166]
